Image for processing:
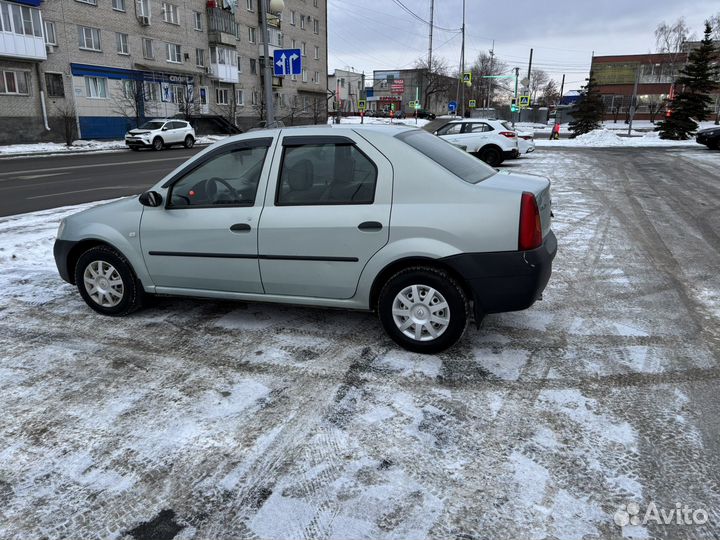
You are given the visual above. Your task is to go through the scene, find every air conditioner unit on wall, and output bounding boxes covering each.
[138,15,150,26]
[45,44,55,53]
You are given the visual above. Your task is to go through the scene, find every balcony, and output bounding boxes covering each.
[209,45,239,83]
[0,1,46,61]
[207,7,238,47]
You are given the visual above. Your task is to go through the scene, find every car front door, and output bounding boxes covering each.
[257,132,393,299]
[139,138,274,293]
[167,121,184,143]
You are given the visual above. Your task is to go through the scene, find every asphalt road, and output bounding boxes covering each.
[1,147,720,538]
[0,147,203,217]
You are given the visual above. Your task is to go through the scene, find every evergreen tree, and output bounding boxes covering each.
[657,22,719,140]
[568,74,605,138]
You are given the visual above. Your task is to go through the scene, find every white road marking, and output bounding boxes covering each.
[0,156,188,180]
[27,186,136,200]
[14,172,67,180]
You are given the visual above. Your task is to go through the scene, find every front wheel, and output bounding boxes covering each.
[184,135,195,149]
[74,245,144,316]
[378,267,468,354]
[152,137,164,151]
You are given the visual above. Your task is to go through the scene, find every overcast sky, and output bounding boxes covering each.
[327,0,718,91]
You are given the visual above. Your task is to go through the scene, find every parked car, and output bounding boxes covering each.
[516,131,536,155]
[424,118,520,166]
[125,119,195,151]
[55,125,556,353]
[697,126,720,150]
[413,108,436,120]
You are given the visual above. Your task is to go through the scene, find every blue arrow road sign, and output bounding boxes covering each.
[273,48,302,77]
[448,101,458,112]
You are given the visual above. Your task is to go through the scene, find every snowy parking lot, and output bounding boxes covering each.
[1,147,720,539]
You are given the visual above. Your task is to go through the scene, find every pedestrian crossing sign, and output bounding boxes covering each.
[468,99,477,108]
[358,99,366,111]
[519,95,531,108]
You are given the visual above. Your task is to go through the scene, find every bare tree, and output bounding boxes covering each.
[50,99,77,146]
[529,70,550,104]
[177,84,201,121]
[110,79,150,130]
[708,13,720,41]
[647,99,664,123]
[539,79,560,107]
[413,57,452,110]
[468,52,510,108]
[655,18,695,76]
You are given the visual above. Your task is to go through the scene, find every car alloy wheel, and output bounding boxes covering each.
[184,135,195,149]
[392,284,450,341]
[83,260,124,307]
[153,137,163,151]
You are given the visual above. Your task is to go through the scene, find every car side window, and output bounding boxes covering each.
[466,123,489,133]
[169,121,183,130]
[276,143,377,206]
[436,123,462,136]
[168,145,268,207]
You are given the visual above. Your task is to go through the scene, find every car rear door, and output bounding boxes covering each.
[139,137,274,293]
[257,130,392,299]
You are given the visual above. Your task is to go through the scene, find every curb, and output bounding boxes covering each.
[0,142,213,159]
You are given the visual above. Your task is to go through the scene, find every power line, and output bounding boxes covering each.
[390,0,460,32]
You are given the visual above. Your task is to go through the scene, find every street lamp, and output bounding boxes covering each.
[261,0,284,128]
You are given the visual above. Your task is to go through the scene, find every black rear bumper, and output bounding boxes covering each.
[442,231,557,317]
[54,239,76,284]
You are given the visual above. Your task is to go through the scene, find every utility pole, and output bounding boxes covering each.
[512,66,519,128]
[459,0,466,117]
[487,40,494,109]
[427,0,434,69]
[526,47,533,92]
[557,73,565,123]
[627,64,641,136]
[260,0,274,127]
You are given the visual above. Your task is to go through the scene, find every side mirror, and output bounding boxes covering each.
[139,191,163,207]
[162,126,169,131]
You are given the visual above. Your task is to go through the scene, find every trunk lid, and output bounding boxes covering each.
[483,171,553,238]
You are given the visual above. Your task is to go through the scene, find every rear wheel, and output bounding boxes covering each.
[184,135,195,149]
[477,146,503,167]
[74,245,144,316]
[378,267,468,354]
[152,137,164,151]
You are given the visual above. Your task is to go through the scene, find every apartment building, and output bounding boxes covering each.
[327,68,363,112]
[0,0,327,144]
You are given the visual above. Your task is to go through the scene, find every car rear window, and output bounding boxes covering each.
[501,121,514,131]
[395,129,497,184]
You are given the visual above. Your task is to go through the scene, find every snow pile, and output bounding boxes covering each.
[536,128,702,148]
[327,115,431,128]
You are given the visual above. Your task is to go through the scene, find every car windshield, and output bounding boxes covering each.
[395,129,497,184]
[139,121,165,130]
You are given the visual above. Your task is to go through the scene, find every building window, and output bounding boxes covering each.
[313,19,318,34]
[75,0,97,5]
[301,42,306,56]
[196,48,204,67]
[112,0,125,11]
[250,58,257,74]
[44,21,57,45]
[300,15,305,30]
[192,10,202,30]
[116,32,128,54]
[44,72,64,97]
[302,69,307,82]
[290,10,295,25]
[251,90,258,105]
[210,46,236,66]
[0,70,29,94]
[166,42,181,63]
[142,37,154,59]
[2,4,42,37]
[84,76,107,98]
[144,81,159,101]
[237,89,244,106]
[78,26,101,51]
[313,45,319,60]
[136,0,150,18]
[314,71,319,84]
[313,0,317,6]
[248,26,256,43]
[216,87,229,105]
[237,55,242,73]
[245,0,253,11]
[161,3,179,24]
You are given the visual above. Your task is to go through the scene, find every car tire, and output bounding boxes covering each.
[477,146,502,167]
[74,245,144,317]
[184,135,195,149]
[152,137,164,151]
[378,266,468,354]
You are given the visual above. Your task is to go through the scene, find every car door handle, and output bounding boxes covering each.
[230,223,251,232]
[358,221,383,231]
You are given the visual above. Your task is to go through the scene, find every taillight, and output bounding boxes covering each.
[499,131,517,138]
[521,135,533,140]
[519,192,542,250]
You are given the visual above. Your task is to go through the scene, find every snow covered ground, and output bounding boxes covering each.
[1,147,720,539]
[535,128,703,148]
[327,115,432,128]
[0,135,228,157]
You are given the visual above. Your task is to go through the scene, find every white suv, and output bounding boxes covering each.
[425,118,519,166]
[125,119,195,151]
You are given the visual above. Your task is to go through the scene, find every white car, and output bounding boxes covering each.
[125,119,195,151]
[517,131,536,155]
[424,118,520,167]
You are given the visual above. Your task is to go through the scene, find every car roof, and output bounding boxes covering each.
[216,123,418,145]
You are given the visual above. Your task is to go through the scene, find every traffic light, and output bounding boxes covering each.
[511,98,519,113]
